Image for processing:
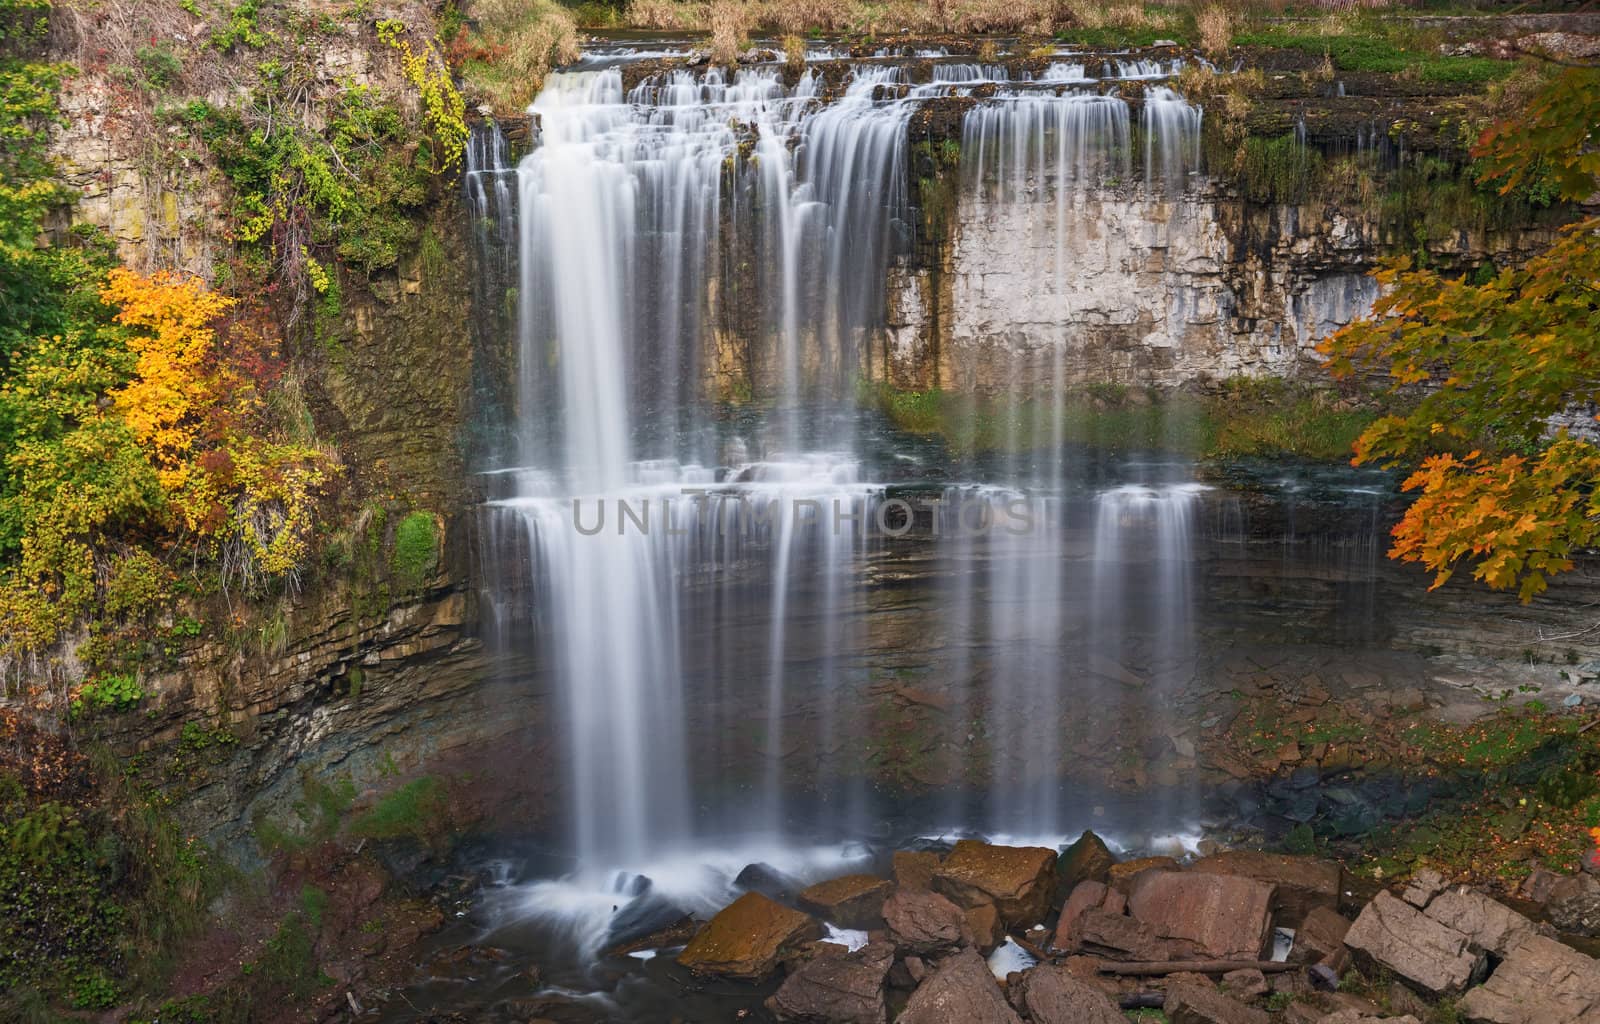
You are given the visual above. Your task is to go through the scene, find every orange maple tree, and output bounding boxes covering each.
[1320,66,1600,601]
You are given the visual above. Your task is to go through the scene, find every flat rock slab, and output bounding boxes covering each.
[1052,879,1126,953]
[898,947,1023,1024]
[1456,934,1600,1024]
[893,850,942,891]
[1006,963,1125,1024]
[1191,851,1341,925]
[1421,888,1536,959]
[883,887,972,954]
[1164,979,1271,1024]
[1075,905,1173,962]
[1290,905,1353,966]
[1343,891,1486,999]
[677,892,822,981]
[1108,855,1180,895]
[766,940,893,1024]
[797,874,894,930]
[1127,870,1276,960]
[933,840,1057,927]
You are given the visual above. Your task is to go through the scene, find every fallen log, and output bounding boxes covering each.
[1097,959,1300,977]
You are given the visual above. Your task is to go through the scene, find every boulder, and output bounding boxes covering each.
[1548,873,1600,937]
[766,940,893,1024]
[1108,855,1180,895]
[883,887,972,955]
[1342,891,1486,999]
[736,862,805,903]
[893,850,942,891]
[677,893,822,981]
[1056,830,1117,890]
[1401,868,1446,909]
[1421,888,1536,958]
[1075,906,1173,961]
[1163,979,1271,1024]
[1006,963,1125,1024]
[1190,851,1341,925]
[1126,870,1276,960]
[964,901,1005,954]
[1221,967,1270,1000]
[933,840,1057,927]
[1051,880,1126,953]
[898,947,1023,1024]
[797,874,894,930]
[1456,933,1600,1024]
[1289,906,1352,966]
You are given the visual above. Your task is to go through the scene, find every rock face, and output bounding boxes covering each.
[797,874,894,930]
[1006,963,1126,1024]
[898,948,1023,1024]
[1343,891,1487,998]
[1056,830,1118,890]
[766,940,894,1024]
[883,888,973,954]
[1420,888,1536,958]
[677,893,823,981]
[1456,934,1600,1024]
[1126,871,1276,960]
[1190,851,1341,925]
[1164,978,1271,1024]
[932,840,1057,927]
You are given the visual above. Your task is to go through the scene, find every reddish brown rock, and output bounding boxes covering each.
[882,887,972,955]
[1056,830,1117,890]
[1220,967,1270,1000]
[933,840,1057,927]
[1051,880,1126,953]
[1006,963,1125,1024]
[797,874,894,930]
[964,901,1005,954]
[1126,870,1276,961]
[898,947,1023,1024]
[1190,851,1341,925]
[893,850,942,891]
[677,893,823,981]
[766,940,893,1024]
[1164,979,1271,1024]
[1289,905,1353,966]
[1107,855,1180,895]
[1075,906,1172,961]
[1343,891,1486,999]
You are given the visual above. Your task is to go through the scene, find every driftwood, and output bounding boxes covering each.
[1096,959,1301,977]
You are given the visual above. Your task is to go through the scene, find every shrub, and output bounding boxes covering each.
[391,511,438,589]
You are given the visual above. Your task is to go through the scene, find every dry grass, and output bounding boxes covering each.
[460,0,580,112]
[625,0,700,29]
[782,32,807,72]
[708,0,755,65]
[1195,3,1235,57]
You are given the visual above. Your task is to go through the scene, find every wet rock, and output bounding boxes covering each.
[1343,891,1486,998]
[1191,851,1341,925]
[797,874,894,930]
[1221,967,1270,1000]
[883,887,973,954]
[766,939,893,1024]
[1548,873,1600,937]
[1006,963,1125,1024]
[893,850,942,891]
[1163,979,1271,1024]
[736,862,805,903]
[1288,906,1353,967]
[898,947,1023,1024]
[1056,830,1117,890]
[677,892,823,981]
[1421,888,1536,958]
[1455,933,1600,1024]
[1108,855,1180,895]
[605,893,693,952]
[1051,880,1126,953]
[1400,868,1446,909]
[1126,871,1276,960]
[1075,906,1173,961]
[964,901,1005,954]
[932,840,1057,927]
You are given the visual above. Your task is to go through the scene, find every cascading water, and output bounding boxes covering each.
[477,55,1212,890]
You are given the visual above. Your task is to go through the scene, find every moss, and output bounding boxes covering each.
[1236,28,1516,84]
[391,511,438,590]
[350,776,446,843]
[1235,133,1327,204]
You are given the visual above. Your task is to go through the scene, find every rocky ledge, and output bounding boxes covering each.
[642,832,1600,1023]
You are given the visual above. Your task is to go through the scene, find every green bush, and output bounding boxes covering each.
[391,511,438,589]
